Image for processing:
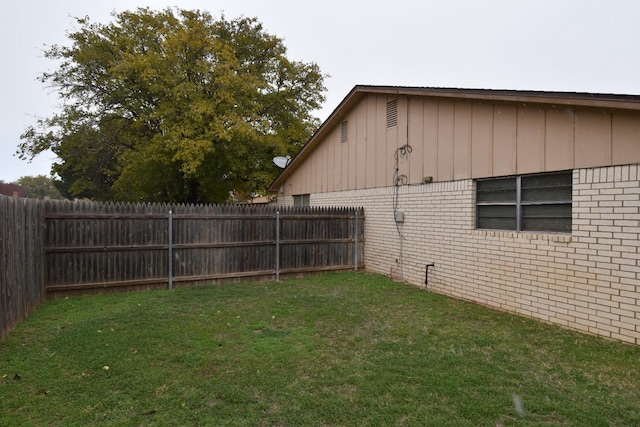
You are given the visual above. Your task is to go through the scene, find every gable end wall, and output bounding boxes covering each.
[282,95,640,198]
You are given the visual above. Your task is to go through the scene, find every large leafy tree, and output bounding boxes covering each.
[16,175,63,199]
[19,8,325,203]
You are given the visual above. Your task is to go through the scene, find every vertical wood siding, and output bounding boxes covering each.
[355,100,367,189]
[408,98,424,184]
[283,94,640,197]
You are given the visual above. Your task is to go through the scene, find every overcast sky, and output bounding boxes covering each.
[2,0,639,182]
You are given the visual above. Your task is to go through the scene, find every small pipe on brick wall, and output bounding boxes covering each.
[424,263,435,292]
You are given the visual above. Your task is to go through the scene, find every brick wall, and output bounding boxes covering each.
[297,164,640,344]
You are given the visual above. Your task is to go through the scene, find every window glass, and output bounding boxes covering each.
[293,194,310,207]
[477,205,517,230]
[477,179,516,203]
[521,172,572,203]
[521,204,572,232]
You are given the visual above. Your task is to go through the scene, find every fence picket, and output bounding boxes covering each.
[0,196,46,339]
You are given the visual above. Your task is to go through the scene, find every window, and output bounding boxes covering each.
[293,194,310,207]
[476,171,572,233]
[341,121,348,143]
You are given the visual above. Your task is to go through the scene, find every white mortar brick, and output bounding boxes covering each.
[612,327,640,343]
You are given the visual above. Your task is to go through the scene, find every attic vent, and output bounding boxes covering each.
[341,120,348,143]
[387,99,398,128]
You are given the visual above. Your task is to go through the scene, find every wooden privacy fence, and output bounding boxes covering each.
[44,201,365,297]
[0,196,46,339]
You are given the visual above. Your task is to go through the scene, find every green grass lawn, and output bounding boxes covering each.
[1,272,639,426]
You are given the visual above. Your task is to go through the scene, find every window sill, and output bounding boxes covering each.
[472,229,572,243]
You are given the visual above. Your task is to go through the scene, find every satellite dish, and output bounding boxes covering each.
[273,156,291,168]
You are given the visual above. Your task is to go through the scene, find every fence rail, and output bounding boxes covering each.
[43,201,365,297]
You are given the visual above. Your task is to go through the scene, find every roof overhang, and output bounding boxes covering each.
[268,85,640,192]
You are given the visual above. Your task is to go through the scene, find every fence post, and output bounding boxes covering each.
[354,210,359,271]
[275,210,280,281]
[168,210,173,290]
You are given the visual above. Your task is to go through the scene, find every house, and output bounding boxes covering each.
[269,85,640,344]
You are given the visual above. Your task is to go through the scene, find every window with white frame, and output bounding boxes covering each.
[476,171,572,233]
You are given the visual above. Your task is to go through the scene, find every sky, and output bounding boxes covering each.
[1,0,640,182]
